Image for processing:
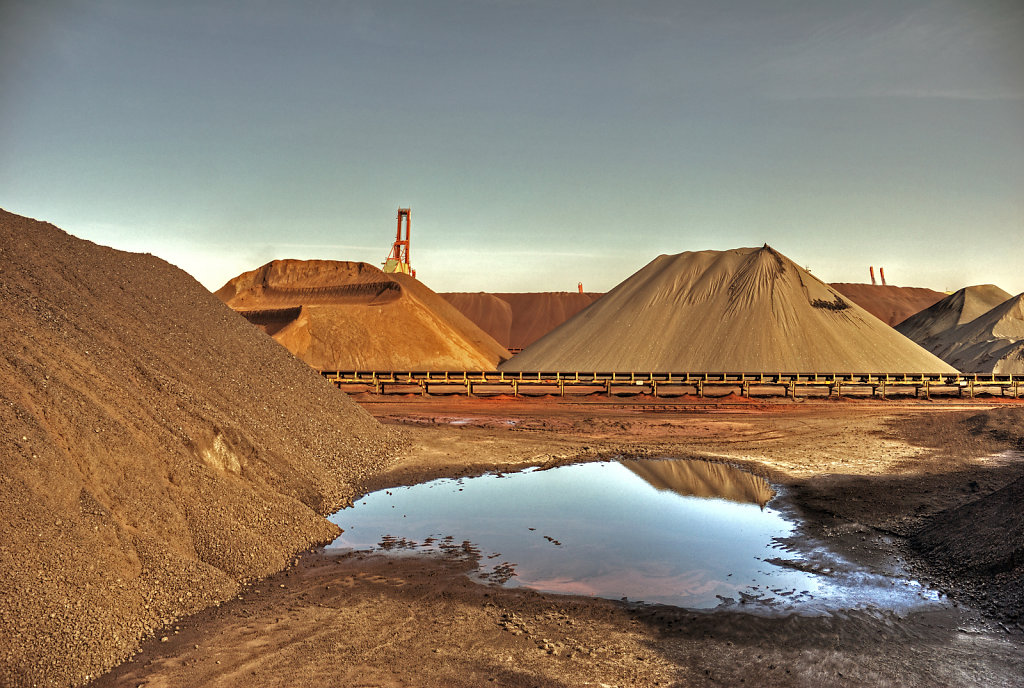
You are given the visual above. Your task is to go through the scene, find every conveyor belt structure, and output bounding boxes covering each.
[321,371,1024,400]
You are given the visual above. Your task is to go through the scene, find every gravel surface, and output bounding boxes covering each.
[0,210,406,686]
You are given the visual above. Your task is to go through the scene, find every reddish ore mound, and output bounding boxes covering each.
[0,210,404,686]
[441,292,603,350]
[829,283,946,327]
[437,292,513,347]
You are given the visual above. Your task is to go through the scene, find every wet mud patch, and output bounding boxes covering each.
[94,548,1024,688]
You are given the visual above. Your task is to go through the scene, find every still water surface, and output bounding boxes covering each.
[328,459,937,612]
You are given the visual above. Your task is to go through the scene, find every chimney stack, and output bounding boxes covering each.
[880,267,886,286]
[870,266,876,286]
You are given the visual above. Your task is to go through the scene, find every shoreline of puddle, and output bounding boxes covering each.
[327,457,946,617]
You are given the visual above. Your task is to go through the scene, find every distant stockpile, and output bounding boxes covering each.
[500,246,957,373]
[896,285,1011,343]
[217,260,510,370]
[446,283,945,348]
[441,291,602,350]
[829,283,946,327]
[896,285,1024,373]
[0,210,403,686]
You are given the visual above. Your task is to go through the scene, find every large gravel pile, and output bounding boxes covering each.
[0,210,405,686]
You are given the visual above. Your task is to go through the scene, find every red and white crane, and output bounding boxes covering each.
[383,207,415,278]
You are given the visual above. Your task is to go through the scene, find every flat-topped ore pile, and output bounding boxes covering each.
[217,260,509,371]
[0,210,404,686]
[897,285,1024,373]
[501,246,957,373]
[830,283,946,326]
[441,291,602,350]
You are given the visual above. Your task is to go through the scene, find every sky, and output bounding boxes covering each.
[1,0,1022,294]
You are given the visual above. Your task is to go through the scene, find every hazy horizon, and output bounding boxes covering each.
[2,1,1021,294]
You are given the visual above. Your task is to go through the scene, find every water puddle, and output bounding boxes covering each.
[327,458,940,613]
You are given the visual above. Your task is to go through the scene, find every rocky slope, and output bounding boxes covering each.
[0,209,404,686]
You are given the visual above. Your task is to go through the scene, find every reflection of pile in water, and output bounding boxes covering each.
[896,286,1024,373]
[501,246,956,373]
[217,259,510,370]
[622,459,775,508]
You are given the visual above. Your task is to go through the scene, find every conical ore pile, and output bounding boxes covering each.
[897,286,1024,373]
[896,285,1011,343]
[829,283,945,326]
[501,246,956,373]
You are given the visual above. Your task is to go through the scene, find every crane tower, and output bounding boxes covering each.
[383,207,415,277]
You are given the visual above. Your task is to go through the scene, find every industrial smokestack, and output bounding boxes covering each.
[870,266,876,286]
[578,282,583,294]
[880,267,886,286]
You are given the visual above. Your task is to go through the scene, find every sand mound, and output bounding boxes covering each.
[829,283,946,327]
[900,291,1024,373]
[622,459,775,507]
[895,285,1012,342]
[892,282,1011,341]
[0,210,404,686]
[442,292,602,350]
[500,246,957,373]
[217,261,509,370]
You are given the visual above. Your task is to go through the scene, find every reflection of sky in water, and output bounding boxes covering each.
[328,460,938,612]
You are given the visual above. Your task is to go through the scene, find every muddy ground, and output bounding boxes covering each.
[95,396,1024,687]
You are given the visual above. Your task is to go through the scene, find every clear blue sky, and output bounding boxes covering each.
[2,0,1022,294]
